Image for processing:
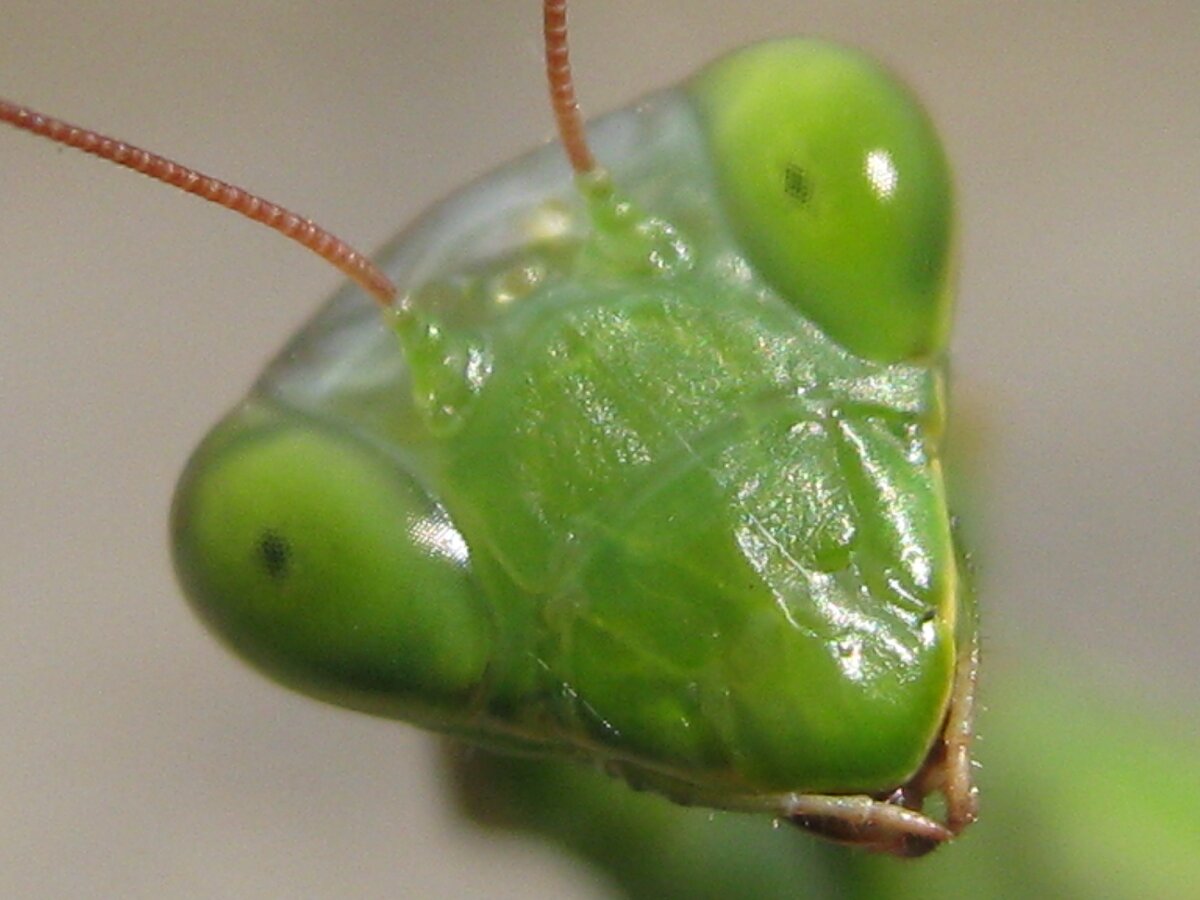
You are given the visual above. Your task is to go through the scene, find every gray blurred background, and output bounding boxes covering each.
[2,2,1197,896]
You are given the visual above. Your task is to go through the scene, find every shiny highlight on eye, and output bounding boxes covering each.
[865,149,899,200]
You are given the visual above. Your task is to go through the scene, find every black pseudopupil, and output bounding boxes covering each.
[258,529,291,581]
[784,163,812,204]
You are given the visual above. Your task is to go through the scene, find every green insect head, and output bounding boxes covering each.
[170,6,975,859]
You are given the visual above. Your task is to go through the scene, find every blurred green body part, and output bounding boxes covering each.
[451,671,1200,900]
[172,41,970,845]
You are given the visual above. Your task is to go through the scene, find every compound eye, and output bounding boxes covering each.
[170,408,489,711]
[692,40,954,362]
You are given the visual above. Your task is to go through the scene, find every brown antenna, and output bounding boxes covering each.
[544,0,596,175]
[0,98,396,307]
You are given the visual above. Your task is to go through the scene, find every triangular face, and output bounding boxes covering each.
[171,38,973,855]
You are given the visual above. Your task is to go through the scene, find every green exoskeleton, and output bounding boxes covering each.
[2,0,977,856]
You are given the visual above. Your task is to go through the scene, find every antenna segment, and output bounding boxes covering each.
[544,0,596,175]
[0,98,397,307]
